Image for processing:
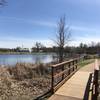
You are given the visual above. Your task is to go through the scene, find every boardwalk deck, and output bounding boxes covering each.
[49,62,94,100]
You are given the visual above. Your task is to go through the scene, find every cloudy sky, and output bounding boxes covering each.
[0,0,100,48]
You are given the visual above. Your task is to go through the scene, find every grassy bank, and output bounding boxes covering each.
[0,52,55,55]
[78,59,95,67]
[0,51,29,55]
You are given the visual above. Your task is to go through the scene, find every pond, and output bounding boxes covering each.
[0,53,55,65]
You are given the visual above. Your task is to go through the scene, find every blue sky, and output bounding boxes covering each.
[0,0,100,48]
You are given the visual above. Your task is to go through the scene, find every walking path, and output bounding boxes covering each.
[49,62,95,100]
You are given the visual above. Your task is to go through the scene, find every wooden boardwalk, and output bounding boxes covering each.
[49,62,94,100]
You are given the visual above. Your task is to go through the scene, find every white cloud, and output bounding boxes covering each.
[1,16,100,48]
[31,20,56,27]
[0,34,100,48]
[72,25,100,33]
[0,36,54,48]
[0,16,56,28]
[63,0,100,6]
[70,35,100,47]
[1,16,100,33]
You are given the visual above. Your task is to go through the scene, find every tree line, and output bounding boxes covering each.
[31,42,100,54]
[0,42,100,55]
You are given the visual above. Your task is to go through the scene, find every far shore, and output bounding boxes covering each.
[0,52,55,55]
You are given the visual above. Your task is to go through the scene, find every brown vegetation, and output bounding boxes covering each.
[7,63,50,80]
[0,63,51,100]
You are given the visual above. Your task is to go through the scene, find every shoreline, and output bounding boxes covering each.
[0,52,55,55]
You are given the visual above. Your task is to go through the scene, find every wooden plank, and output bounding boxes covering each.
[49,94,82,100]
[94,59,99,70]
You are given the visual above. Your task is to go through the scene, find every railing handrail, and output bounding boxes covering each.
[52,58,79,68]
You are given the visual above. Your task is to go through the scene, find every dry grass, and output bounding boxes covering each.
[0,63,51,99]
[7,63,50,81]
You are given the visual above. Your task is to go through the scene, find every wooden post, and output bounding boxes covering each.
[93,59,99,99]
[94,70,98,99]
[62,64,64,80]
[68,62,70,75]
[51,67,54,94]
[76,60,78,69]
[73,61,74,71]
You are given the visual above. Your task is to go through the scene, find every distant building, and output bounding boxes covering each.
[15,46,30,52]
[19,48,30,52]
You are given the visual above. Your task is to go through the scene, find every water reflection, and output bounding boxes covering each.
[0,54,54,66]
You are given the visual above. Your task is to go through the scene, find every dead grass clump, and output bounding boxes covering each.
[34,63,50,76]
[8,63,33,80]
[7,63,50,80]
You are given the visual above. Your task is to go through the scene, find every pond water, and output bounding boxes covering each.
[0,53,55,65]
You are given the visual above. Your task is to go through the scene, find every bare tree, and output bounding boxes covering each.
[54,16,71,62]
[33,42,44,52]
